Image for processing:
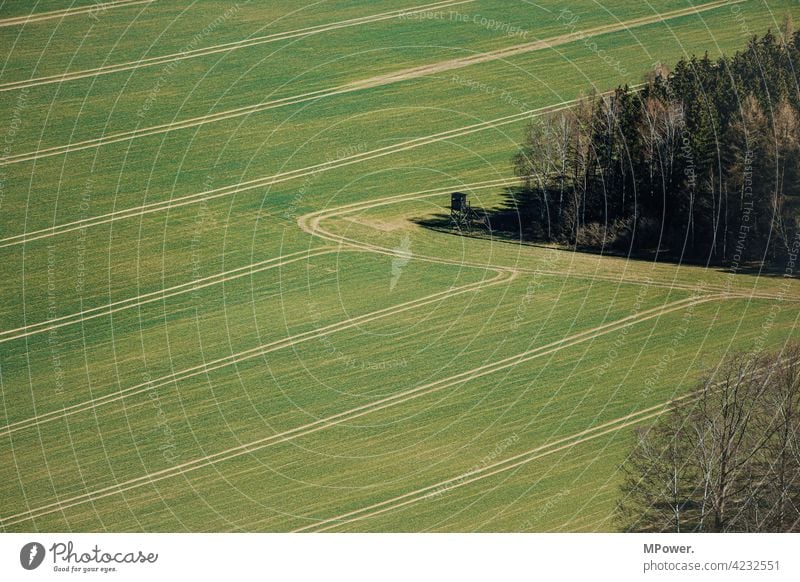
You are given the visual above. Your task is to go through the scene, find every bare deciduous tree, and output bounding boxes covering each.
[617,345,800,532]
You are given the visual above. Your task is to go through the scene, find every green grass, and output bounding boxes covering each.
[3,0,787,225]
[1,0,794,320]
[1,0,799,532]
[0,0,703,128]
[6,295,796,531]
[0,0,443,75]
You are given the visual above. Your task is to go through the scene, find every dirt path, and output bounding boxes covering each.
[0,103,572,249]
[0,0,737,166]
[0,0,153,28]
[0,292,723,529]
[0,268,512,438]
[0,0,474,92]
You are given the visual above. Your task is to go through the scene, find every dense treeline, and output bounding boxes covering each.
[617,345,800,532]
[510,24,800,264]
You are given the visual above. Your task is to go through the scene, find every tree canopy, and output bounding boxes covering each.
[509,28,800,266]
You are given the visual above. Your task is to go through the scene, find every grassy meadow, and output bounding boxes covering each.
[1,0,799,532]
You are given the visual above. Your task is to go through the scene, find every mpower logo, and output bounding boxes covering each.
[20,542,45,570]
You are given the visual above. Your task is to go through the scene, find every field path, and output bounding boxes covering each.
[293,404,675,532]
[0,0,475,92]
[0,247,335,345]
[0,0,738,167]
[0,103,577,249]
[0,0,153,28]
[0,292,725,528]
[0,268,512,438]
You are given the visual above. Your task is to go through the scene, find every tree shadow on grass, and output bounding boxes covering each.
[412,187,795,280]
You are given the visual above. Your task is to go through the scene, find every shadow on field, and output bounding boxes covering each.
[412,187,793,280]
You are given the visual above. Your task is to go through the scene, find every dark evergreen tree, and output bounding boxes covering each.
[507,29,800,266]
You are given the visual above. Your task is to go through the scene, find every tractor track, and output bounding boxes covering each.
[0,291,724,528]
[296,357,800,532]
[0,247,335,345]
[302,185,799,302]
[0,268,512,439]
[5,175,788,350]
[293,402,680,532]
[3,173,793,438]
[0,0,737,167]
[0,103,577,249]
[1,0,788,530]
[0,0,474,92]
[0,0,153,28]
[0,170,786,526]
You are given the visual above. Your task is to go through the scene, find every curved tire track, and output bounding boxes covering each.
[0,104,574,249]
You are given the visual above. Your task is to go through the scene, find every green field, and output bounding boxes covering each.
[1,0,799,532]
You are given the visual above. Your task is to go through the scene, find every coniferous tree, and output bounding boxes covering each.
[507,28,800,267]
